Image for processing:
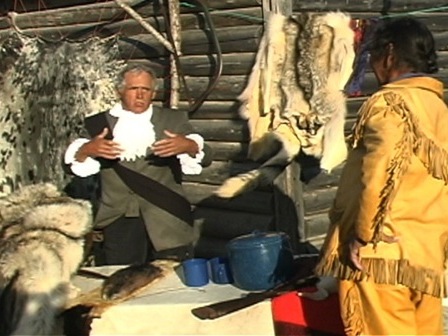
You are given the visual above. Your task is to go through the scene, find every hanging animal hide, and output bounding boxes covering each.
[216,12,355,198]
[0,183,93,335]
[0,32,124,195]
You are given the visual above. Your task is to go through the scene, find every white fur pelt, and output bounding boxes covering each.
[216,12,355,198]
[0,183,93,335]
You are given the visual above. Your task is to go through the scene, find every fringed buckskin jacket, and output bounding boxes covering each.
[316,76,448,298]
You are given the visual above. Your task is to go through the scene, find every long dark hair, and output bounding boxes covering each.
[369,17,438,74]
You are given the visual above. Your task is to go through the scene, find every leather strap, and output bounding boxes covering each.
[84,112,193,224]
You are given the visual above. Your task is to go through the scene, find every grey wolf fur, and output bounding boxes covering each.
[0,183,93,335]
[216,12,355,198]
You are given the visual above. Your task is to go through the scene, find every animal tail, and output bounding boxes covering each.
[215,135,298,198]
[0,271,66,335]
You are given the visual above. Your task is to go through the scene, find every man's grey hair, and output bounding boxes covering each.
[115,62,159,91]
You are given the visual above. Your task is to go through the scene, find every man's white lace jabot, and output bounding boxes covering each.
[110,103,155,161]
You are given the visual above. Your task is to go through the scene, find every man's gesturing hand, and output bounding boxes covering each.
[152,130,199,157]
[75,128,123,162]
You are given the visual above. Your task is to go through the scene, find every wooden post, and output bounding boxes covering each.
[167,0,181,109]
[264,0,306,253]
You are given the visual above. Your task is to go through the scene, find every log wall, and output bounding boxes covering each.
[1,0,447,256]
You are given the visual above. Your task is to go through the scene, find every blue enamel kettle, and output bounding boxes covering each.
[226,231,295,291]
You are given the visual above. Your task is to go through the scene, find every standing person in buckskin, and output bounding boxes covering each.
[65,62,212,266]
[316,17,448,335]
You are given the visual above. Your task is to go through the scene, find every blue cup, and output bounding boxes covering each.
[182,258,209,287]
[208,257,233,284]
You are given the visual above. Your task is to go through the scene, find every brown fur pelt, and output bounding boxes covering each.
[0,183,93,335]
[216,12,355,198]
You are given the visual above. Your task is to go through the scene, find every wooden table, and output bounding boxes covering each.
[67,265,275,335]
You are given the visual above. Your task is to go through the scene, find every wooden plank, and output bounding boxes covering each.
[194,207,273,240]
[184,182,273,214]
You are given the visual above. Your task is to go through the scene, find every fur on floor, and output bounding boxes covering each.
[0,183,93,335]
[216,12,355,198]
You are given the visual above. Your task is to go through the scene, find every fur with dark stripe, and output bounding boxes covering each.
[0,183,93,335]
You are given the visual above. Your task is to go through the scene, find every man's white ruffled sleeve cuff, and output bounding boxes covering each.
[177,134,205,175]
[64,138,101,177]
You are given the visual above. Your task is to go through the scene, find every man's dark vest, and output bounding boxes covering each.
[84,112,193,225]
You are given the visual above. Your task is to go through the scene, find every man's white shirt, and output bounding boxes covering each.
[64,103,205,177]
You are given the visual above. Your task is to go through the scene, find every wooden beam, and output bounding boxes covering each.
[114,0,175,53]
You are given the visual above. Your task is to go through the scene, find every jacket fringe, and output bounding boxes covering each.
[316,254,444,297]
[351,91,448,244]
[341,283,364,336]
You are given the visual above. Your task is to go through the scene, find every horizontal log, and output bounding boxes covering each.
[118,25,261,59]
[190,119,249,142]
[304,212,331,240]
[194,207,273,240]
[183,160,260,185]
[184,87,448,121]
[351,67,448,96]
[205,141,249,162]
[293,0,448,12]
[179,0,261,12]
[176,52,256,76]
[303,186,337,215]
[184,182,273,214]
[0,0,144,30]
[180,101,241,120]
[141,52,256,80]
[350,13,448,32]
[4,0,261,20]
[156,65,448,102]
[0,6,263,37]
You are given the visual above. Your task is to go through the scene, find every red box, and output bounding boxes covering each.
[271,288,345,335]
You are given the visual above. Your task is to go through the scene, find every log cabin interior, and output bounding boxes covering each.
[0,0,447,258]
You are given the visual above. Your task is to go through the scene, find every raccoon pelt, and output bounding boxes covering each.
[0,183,93,336]
[216,12,355,198]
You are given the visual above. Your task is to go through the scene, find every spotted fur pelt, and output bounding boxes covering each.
[0,32,124,196]
[217,12,355,198]
[0,183,93,335]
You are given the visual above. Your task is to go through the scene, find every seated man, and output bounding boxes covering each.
[64,62,212,265]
